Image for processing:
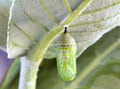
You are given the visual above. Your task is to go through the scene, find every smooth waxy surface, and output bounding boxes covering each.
[56,32,77,81]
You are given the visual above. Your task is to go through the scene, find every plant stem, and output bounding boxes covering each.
[18,57,39,89]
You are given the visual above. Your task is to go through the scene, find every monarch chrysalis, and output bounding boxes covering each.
[56,26,77,81]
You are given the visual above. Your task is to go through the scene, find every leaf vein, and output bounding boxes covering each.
[20,3,49,32]
[9,38,29,49]
[63,0,72,13]
[37,0,59,25]
[81,1,120,16]
[13,23,37,44]
[70,12,120,28]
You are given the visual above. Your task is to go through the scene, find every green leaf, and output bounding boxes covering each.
[7,0,120,58]
[6,26,120,89]
[0,0,11,50]
[0,58,20,89]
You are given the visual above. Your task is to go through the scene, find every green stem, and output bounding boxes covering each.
[19,0,92,89]
[18,57,39,89]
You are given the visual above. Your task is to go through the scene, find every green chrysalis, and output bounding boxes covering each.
[56,26,77,81]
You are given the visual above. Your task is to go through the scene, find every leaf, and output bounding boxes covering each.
[7,0,120,58]
[0,0,11,50]
[6,27,120,89]
[0,58,20,89]
[0,49,13,85]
